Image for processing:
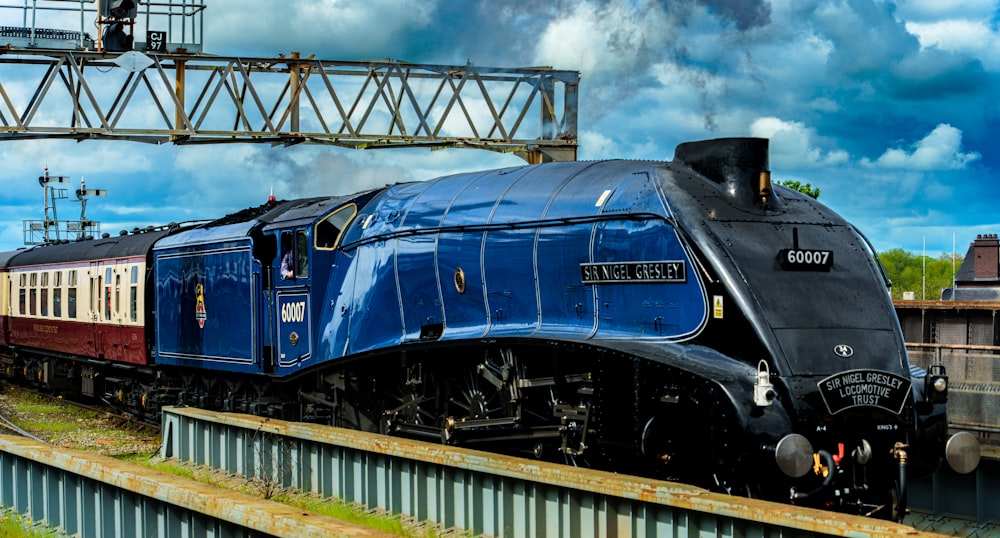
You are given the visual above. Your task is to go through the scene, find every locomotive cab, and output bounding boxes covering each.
[261,200,361,375]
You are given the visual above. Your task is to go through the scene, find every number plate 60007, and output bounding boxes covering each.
[778,248,833,271]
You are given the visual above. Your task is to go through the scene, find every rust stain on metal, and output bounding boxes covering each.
[0,434,397,538]
[166,407,947,537]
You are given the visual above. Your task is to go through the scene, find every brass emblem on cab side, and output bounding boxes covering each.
[454,267,466,294]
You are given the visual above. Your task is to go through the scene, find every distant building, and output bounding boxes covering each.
[941,234,1000,301]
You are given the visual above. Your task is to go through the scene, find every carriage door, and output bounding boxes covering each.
[107,262,129,362]
[88,262,104,358]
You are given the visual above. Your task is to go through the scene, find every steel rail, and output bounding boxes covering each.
[0,410,45,442]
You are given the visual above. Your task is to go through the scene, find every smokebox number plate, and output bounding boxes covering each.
[778,248,833,271]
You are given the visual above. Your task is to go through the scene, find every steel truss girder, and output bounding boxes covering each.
[0,49,579,162]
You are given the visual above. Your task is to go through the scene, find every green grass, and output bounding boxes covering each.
[270,492,409,535]
[120,455,452,537]
[1,387,454,537]
[15,419,83,434]
[0,508,61,538]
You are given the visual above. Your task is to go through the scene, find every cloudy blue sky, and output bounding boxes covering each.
[0,0,997,258]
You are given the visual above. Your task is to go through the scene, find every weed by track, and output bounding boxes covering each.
[0,386,459,537]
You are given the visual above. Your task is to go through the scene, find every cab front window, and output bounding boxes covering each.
[315,204,357,250]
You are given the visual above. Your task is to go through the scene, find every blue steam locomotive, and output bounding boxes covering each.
[0,138,978,519]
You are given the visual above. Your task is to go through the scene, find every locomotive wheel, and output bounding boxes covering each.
[441,351,524,445]
[381,370,441,438]
[448,367,506,423]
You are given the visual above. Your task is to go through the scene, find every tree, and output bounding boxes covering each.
[878,248,961,300]
[775,180,820,199]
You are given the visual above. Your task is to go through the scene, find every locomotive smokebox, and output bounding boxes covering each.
[674,137,773,209]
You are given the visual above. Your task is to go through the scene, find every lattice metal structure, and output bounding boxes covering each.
[22,169,105,245]
[0,48,580,162]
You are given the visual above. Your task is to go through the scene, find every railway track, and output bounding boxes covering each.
[0,383,161,455]
[0,408,44,442]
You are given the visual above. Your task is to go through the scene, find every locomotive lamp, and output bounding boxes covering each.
[754,360,776,406]
[924,364,948,404]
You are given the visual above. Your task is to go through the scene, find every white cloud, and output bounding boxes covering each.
[893,0,997,22]
[0,140,154,190]
[906,20,993,50]
[749,117,848,168]
[578,130,621,160]
[532,1,689,83]
[905,19,1000,69]
[533,4,608,78]
[205,0,436,56]
[863,124,980,170]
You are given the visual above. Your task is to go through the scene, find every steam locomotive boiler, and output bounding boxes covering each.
[0,137,979,520]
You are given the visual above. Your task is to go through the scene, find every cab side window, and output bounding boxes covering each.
[296,230,309,278]
[280,232,294,279]
[279,230,310,280]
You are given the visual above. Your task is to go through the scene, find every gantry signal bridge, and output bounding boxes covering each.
[0,2,579,163]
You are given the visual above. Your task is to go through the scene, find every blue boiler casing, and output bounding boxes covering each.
[320,160,710,359]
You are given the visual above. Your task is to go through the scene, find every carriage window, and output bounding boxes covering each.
[315,204,357,249]
[40,272,48,317]
[54,272,63,317]
[105,268,112,320]
[115,274,121,315]
[18,274,25,315]
[68,270,77,319]
[130,265,138,322]
[29,273,37,316]
[296,230,309,278]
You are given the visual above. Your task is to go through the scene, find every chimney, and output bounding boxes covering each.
[973,234,1000,279]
